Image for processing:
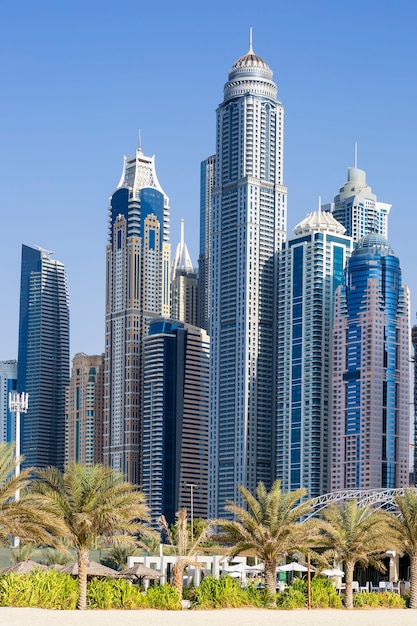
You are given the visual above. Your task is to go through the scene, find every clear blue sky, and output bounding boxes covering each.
[0,0,416,359]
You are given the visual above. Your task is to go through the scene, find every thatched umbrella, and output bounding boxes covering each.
[59,560,120,578]
[2,559,48,574]
[120,563,163,581]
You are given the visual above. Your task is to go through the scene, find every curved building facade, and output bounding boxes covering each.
[331,234,410,490]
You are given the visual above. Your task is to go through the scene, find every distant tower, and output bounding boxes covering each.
[17,244,70,470]
[276,211,352,498]
[323,156,391,242]
[0,360,17,444]
[331,234,410,490]
[142,319,209,526]
[198,154,215,332]
[210,33,287,517]
[65,353,104,466]
[171,219,198,326]
[412,326,417,485]
[104,145,170,484]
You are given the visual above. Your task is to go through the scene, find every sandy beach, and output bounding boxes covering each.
[0,607,415,626]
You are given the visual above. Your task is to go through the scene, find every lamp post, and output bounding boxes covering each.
[8,392,29,548]
[187,483,196,544]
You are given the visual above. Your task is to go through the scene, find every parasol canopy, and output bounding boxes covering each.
[120,563,163,580]
[320,568,345,577]
[59,560,120,578]
[2,560,48,574]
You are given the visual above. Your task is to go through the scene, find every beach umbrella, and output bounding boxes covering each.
[59,560,120,578]
[2,560,48,574]
[320,568,345,577]
[120,563,163,580]
[277,562,308,572]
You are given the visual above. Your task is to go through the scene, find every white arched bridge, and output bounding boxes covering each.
[306,488,406,519]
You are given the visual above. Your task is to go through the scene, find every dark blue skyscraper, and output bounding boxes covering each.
[142,319,209,526]
[331,234,410,490]
[17,244,70,469]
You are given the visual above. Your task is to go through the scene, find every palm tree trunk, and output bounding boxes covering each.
[264,560,277,604]
[410,553,417,609]
[172,560,184,599]
[344,561,354,609]
[77,547,89,610]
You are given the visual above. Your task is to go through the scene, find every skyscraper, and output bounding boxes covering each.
[104,145,170,484]
[171,219,198,326]
[412,325,417,485]
[17,244,70,470]
[0,360,17,444]
[198,154,215,333]
[331,234,410,490]
[209,34,287,517]
[323,165,391,243]
[142,319,209,526]
[65,352,104,466]
[276,211,352,498]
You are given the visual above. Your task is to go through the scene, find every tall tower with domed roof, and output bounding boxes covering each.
[209,34,287,516]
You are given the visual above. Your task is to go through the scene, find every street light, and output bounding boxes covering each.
[187,483,196,544]
[8,392,29,548]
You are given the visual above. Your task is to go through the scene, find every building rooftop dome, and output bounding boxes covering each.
[231,44,271,72]
[223,30,277,103]
[293,210,346,235]
[353,233,394,256]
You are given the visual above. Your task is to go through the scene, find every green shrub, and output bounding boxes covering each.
[0,570,77,609]
[311,577,342,608]
[276,577,342,609]
[353,591,406,609]
[87,578,120,609]
[144,584,181,610]
[276,579,306,609]
[191,575,271,609]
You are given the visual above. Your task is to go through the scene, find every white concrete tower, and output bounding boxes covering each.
[209,32,287,517]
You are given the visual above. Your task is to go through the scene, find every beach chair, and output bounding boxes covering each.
[392,581,400,594]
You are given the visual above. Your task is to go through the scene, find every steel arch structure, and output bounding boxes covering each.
[306,488,406,519]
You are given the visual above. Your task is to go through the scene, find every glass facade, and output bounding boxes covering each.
[104,147,170,485]
[276,211,352,498]
[143,320,209,527]
[331,234,410,490]
[209,41,287,517]
[17,244,70,470]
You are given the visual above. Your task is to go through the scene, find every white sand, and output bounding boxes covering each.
[0,607,414,626]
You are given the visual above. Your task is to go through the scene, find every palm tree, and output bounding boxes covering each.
[389,488,417,609]
[215,480,317,599]
[0,442,60,546]
[29,462,151,610]
[158,508,209,599]
[318,499,391,609]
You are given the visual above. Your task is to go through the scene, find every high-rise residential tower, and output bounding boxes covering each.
[104,145,170,484]
[331,234,410,490]
[209,34,287,517]
[198,154,215,333]
[142,319,209,526]
[276,211,352,498]
[412,325,417,484]
[65,352,104,466]
[0,360,17,444]
[171,220,198,326]
[323,164,391,243]
[17,244,70,470]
